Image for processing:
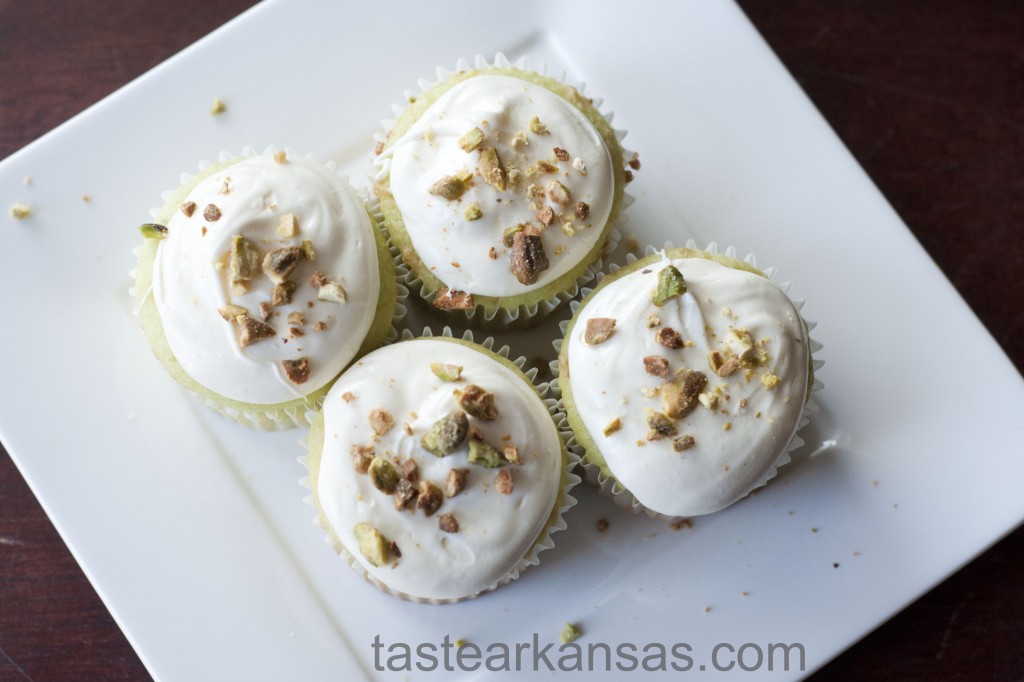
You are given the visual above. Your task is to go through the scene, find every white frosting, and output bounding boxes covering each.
[152,154,380,404]
[566,254,809,516]
[316,339,562,601]
[386,75,614,296]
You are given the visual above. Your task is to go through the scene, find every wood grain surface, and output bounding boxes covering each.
[1,1,1022,679]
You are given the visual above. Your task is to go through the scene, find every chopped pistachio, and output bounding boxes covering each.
[462,202,483,221]
[310,271,328,288]
[394,478,419,511]
[714,356,741,377]
[655,327,685,349]
[258,302,273,321]
[503,445,522,464]
[572,157,587,175]
[502,224,524,247]
[203,204,222,222]
[645,312,661,328]
[724,329,755,362]
[468,436,506,468]
[512,131,529,147]
[510,227,549,285]
[646,411,677,440]
[350,444,374,474]
[277,213,299,237]
[553,146,570,161]
[262,246,304,285]
[458,384,498,421]
[573,201,590,221]
[698,391,719,411]
[228,236,261,294]
[209,97,226,115]
[421,411,469,456]
[369,408,395,436]
[367,456,399,493]
[662,370,708,419]
[430,362,463,382]
[560,623,582,644]
[139,223,168,239]
[643,356,670,378]
[312,321,327,332]
[281,357,310,384]
[673,435,696,452]
[535,205,555,227]
[478,147,507,190]
[439,513,460,533]
[416,481,444,517]
[354,523,390,567]
[445,468,469,498]
[761,373,781,389]
[653,265,687,306]
[318,281,347,304]
[428,175,466,201]
[217,304,248,321]
[273,150,287,163]
[547,180,570,205]
[300,239,316,261]
[458,127,485,153]
[181,201,197,217]
[494,468,514,495]
[507,167,522,186]
[433,288,474,310]
[237,315,275,347]
[272,281,297,306]
[287,311,305,326]
[603,417,622,436]
[528,116,548,134]
[536,160,558,174]
[526,183,544,199]
[400,458,419,483]
[584,317,616,345]
[289,326,304,339]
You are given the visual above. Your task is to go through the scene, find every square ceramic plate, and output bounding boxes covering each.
[2,0,1023,679]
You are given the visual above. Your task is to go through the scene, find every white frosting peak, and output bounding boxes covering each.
[152,154,380,404]
[386,75,614,296]
[316,339,563,601]
[566,254,809,516]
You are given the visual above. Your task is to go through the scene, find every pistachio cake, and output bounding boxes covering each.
[375,62,633,327]
[306,336,572,602]
[558,247,814,517]
[133,151,399,430]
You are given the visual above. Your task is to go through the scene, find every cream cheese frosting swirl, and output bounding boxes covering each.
[152,154,380,405]
[566,253,809,516]
[316,339,563,601]
[385,74,614,296]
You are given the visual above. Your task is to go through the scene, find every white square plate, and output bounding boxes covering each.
[2,0,1023,679]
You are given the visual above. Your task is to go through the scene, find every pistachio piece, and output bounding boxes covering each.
[643,356,670,378]
[400,458,419,483]
[445,468,469,498]
[526,183,544,199]
[655,327,684,349]
[272,281,297,306]
[237,315,275,347]
[394,478,419,511]
[458,384,498,421]
[354,523,391,567]
[714,355,741,377]
[536,160,559,174]
[261,246,303,285]
[494,468,514,495]
[367,456,399,494]
[139,223,168,240]
[318,281,347,304]
[462,202,483,221]
[760,373,781,389]
[416,481,444,517]
[203,204,222,222]
[350,444,374,474]
[217,304,248,321]
[528,116,548,134]
[300,239,316,261]
[502,224,524,247]
[662,370,707,419]
[467,436,506,468]
[646,411,677,441]
[572,157,587,175]
[181,201,197,218]
[258,302,273,321]
[478,147,507,191]
[560,623,582,644]
[510,227,549,285]
[228,236,261,294]
[652,264,687,306]
[287,311,305,326]
[421,411,469,456]
[439,513,460,533]
[310,271,328,288]
[458,127,485,153]
[512,131,530,147]
[503,445,522,464]
[273,150,287,163]
[584,317,616,345]
[603,417,622,436]
[277,213,299,237]
[673,435,696,452]
[724,329,755,362]
[573,201,590,221]
[281,357,310,384]
[432,288,474,310]
[428,175,466,201]
[535,205,555,227]
[369,408,395,436]
[546,180,570,205]
[430,362,463,382]
[645,312,661,328]
[553,146,570,161]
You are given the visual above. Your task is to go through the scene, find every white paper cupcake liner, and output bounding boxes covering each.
[373,53,637,331]
[298,325,581,603]
[550,239,824,521]
[128,145,408,430]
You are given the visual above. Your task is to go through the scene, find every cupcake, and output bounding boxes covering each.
[374,55,632,328]
[304,332,574,602]
[557,246,818,518]
[133,150,401,430]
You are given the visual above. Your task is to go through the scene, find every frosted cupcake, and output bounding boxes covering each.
[557,246,817,518]
[305,334,574,602]
[133,150,401,430]
[375,55,632,328]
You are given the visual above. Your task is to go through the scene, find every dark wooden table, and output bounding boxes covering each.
[1,1,1022,679]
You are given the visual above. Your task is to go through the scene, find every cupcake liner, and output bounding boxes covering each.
[551,239,824,521]
[128,146,408,430]
[373,53,636,331]
[298,325,581,603]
